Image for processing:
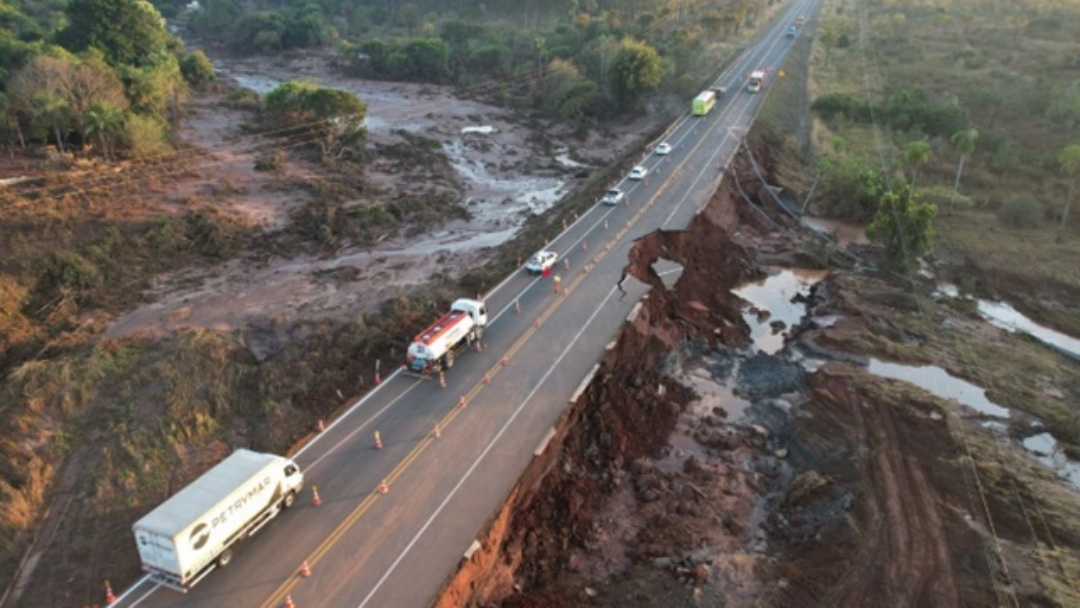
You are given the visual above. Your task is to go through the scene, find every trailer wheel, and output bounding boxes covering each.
[446,351,455,369]
[218,548,234,568]
[282,490,296,509]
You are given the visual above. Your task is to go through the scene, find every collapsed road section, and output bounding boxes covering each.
[433,154,1080,607]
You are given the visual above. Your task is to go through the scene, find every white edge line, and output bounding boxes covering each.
[115,577,160,608]
[304,379,424,471]
[123,22,802,607]
[294,367,404,459]
[355,285,621,608]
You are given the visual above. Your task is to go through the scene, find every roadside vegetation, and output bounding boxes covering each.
[0,0,787,603]
[749,2,1080,603]
[766,0,1080,331]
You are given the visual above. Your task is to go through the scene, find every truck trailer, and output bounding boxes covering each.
[132,449,304,591]
[406,298,488,374]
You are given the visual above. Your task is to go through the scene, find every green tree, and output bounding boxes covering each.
[902,139,932,194]
[120,53,185,119]
[1059,144,1080,228]
[867,189,937,275]
[180,50,216,89]
[607,37,662,110]
[948,128,978,209]
[81,101,125,159]
[402,37,450,82]
[264,81,367,159]
[539,58,596,120]
[283,12,327,49]
[232,12,288,54]
[58,0,171,67]
[397,3,422,35]
[439,19,484,54]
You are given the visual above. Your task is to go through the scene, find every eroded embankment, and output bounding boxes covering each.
[434,148,1080,607]
[433,161,776,607]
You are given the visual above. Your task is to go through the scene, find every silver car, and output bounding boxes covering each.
[525,250,558,274]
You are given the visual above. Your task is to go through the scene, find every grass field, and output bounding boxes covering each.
[759,0,1080,330]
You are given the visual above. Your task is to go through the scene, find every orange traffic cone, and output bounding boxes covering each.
[374,431,382,450]
[483,373,491,385]
[312,485,322,507]
[316,419,325,433]
[582,241,588,253]
[604,219,609,230]
[379,479,388,494]
[439,372,446,388]
[433,425,441,438]
[374,371,381,384]
[284,595,295,608]
[104,580,116,604]
[458,396,466,409]
[563,259,570,270]
[534,318,541,328]
[300,561,311,578]
[501,356,508,367]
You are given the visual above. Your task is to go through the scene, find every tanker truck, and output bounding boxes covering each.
[406,298,488,374]
[132,449,304,591]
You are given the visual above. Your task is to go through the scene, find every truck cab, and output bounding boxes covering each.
[747,70,766,93]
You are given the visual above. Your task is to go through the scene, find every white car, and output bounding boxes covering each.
[629,166,648,180]
[601,188,625,205]
[525,250,558,274]
[654,142,672,155]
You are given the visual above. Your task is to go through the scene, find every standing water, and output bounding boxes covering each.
[733,269,828,354]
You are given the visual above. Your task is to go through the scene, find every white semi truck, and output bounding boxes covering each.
[132,449,304,591]
[406,298,488,374]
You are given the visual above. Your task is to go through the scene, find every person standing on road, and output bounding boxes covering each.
[553,274,562,294]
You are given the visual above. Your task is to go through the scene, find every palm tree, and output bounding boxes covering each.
[33,91,70,154]
[82,102,125,161]
[949,128,978,209]
[903,140,933,196]
[1059,144,1080,228]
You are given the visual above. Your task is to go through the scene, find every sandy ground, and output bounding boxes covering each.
[106,48,655,339]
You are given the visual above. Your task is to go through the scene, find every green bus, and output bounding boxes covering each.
[692,90,716,116]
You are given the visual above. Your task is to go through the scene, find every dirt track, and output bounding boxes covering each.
[769,365,971,607]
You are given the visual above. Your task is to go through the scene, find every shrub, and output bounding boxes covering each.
[180,50,216,89]
[811,92,867,121]
[123,114,170,158]
[998,196,1043,229]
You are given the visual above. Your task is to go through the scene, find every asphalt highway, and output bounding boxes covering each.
[112,2,819,605]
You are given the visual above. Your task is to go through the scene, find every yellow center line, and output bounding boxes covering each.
[259,114,723,608]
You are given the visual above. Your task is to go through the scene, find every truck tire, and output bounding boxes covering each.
[218,548,234,568]
[282,490,296,509]
[446,350,455,369]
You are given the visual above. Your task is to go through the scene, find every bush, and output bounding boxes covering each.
[998,196,1043,229]
[124,114,170,158]
[811,92,867,121]
[180,50,216,89]
[227,88,261,109]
